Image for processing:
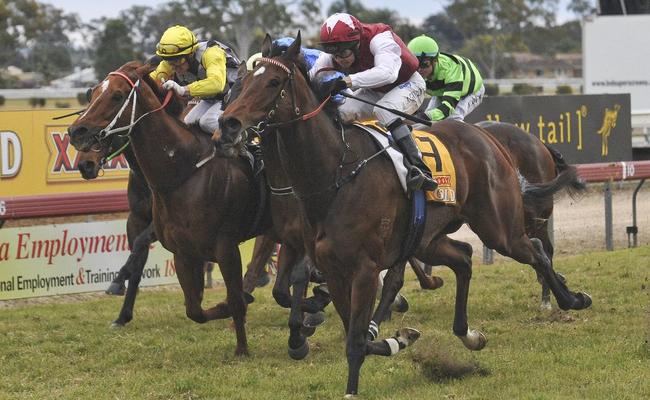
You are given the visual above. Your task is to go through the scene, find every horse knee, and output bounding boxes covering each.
[186,308,207,323]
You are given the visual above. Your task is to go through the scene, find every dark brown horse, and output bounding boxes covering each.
[217,33,591,395]
[68,61,259,356]
[369,120,586,340]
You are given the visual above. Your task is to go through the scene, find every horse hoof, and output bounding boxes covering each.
[576,292,592,309]
[301,325,316,337]
[303,311,326,328]
[539,301,552,311]
[110,321,125,329]
[424,276,444,290]
[243,292,255,304]
[458,329,487,351]
[288,339,309,360]
[390,294,409,313]
[344,394,357,399]
[256,272,271,288]
[313,283,329,298]
[273,291,292,308]
[395,327,421,346]
[105,282,125,296]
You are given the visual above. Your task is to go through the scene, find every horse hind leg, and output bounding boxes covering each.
[510,235,591,311]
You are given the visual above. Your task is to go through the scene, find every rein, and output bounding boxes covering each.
[91,70,214,170]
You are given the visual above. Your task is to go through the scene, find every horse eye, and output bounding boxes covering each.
[111,93,124,102]
[268,78,281,88]
[85,88,93,102]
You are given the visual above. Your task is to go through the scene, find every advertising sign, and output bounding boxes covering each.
[0,109,129,197]
[583,15,650,111]
[466,94,632,164]
[0,220,256,300]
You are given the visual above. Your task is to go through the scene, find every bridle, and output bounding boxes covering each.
[244,57,331,137]
[83,69,215,170]
[243,56,390,200]
[81,71,172,164]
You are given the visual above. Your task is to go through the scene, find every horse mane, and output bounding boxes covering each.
[116,61,186,118]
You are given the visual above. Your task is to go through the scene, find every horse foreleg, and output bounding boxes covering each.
[288,256,310,360]
[110,224,155,328]
[106,222,156,296]
[272,244,298,308]
[344,260,378,397]
[212,243,249,356]
[242,234,276,294]
[421,237,486,351]
[367,262,406,341]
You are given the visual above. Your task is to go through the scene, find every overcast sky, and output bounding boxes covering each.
[46,0,576,26]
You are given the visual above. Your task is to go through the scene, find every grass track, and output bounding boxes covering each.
[1,246,649,399]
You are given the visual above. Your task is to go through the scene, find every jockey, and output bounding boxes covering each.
[310,13,437,192]
[150,25,241,134]
[407,34,485,122]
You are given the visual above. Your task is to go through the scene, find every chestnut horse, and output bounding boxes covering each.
[68,61,260,356]
[217,33,592,395]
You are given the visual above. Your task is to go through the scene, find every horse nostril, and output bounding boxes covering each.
[222,117,242,135]
[68,125,88,139]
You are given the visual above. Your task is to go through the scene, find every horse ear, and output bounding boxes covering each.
[286,31,301,61]
[237,61,248,79]
[262,34,273,57]
[136,62,156,77]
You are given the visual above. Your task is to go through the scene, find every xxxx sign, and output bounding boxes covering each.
[45,127,130,182]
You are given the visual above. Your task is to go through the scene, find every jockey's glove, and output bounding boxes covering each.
[162,80,188,97]
[330,77,350,95]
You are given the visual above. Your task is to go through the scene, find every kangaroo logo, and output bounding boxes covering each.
[597,104,621,157]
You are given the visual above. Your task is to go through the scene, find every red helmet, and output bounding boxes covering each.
[320,13,361,45]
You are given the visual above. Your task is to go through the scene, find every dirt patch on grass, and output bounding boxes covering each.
[411,344,490,382]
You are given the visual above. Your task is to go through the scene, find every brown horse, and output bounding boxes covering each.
[68,61,260,356]
[216,33,591,395]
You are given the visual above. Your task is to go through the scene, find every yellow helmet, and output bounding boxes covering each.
[156,25,198,58]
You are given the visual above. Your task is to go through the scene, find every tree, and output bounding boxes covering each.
[420,13,466,52]
[93,19,142,79]
[1,0,80,78]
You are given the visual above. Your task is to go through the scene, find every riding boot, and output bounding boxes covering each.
[388,120,438,191]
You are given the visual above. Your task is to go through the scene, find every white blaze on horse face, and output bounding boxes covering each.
[254,66,266,76]
[80,79,110,119]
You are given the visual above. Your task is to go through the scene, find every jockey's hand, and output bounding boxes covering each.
[330,77,350,96]
[162,80,188,96]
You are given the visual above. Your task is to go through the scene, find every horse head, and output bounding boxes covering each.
[216,32,309,155]
[68,61,185,164]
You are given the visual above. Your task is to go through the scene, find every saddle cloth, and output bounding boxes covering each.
[353,121,457,204]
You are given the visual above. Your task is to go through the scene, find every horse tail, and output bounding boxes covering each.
[521,161,587,205]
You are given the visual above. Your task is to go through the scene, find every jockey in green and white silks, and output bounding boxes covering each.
[150,25,241,134]
[407,34,485,122]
